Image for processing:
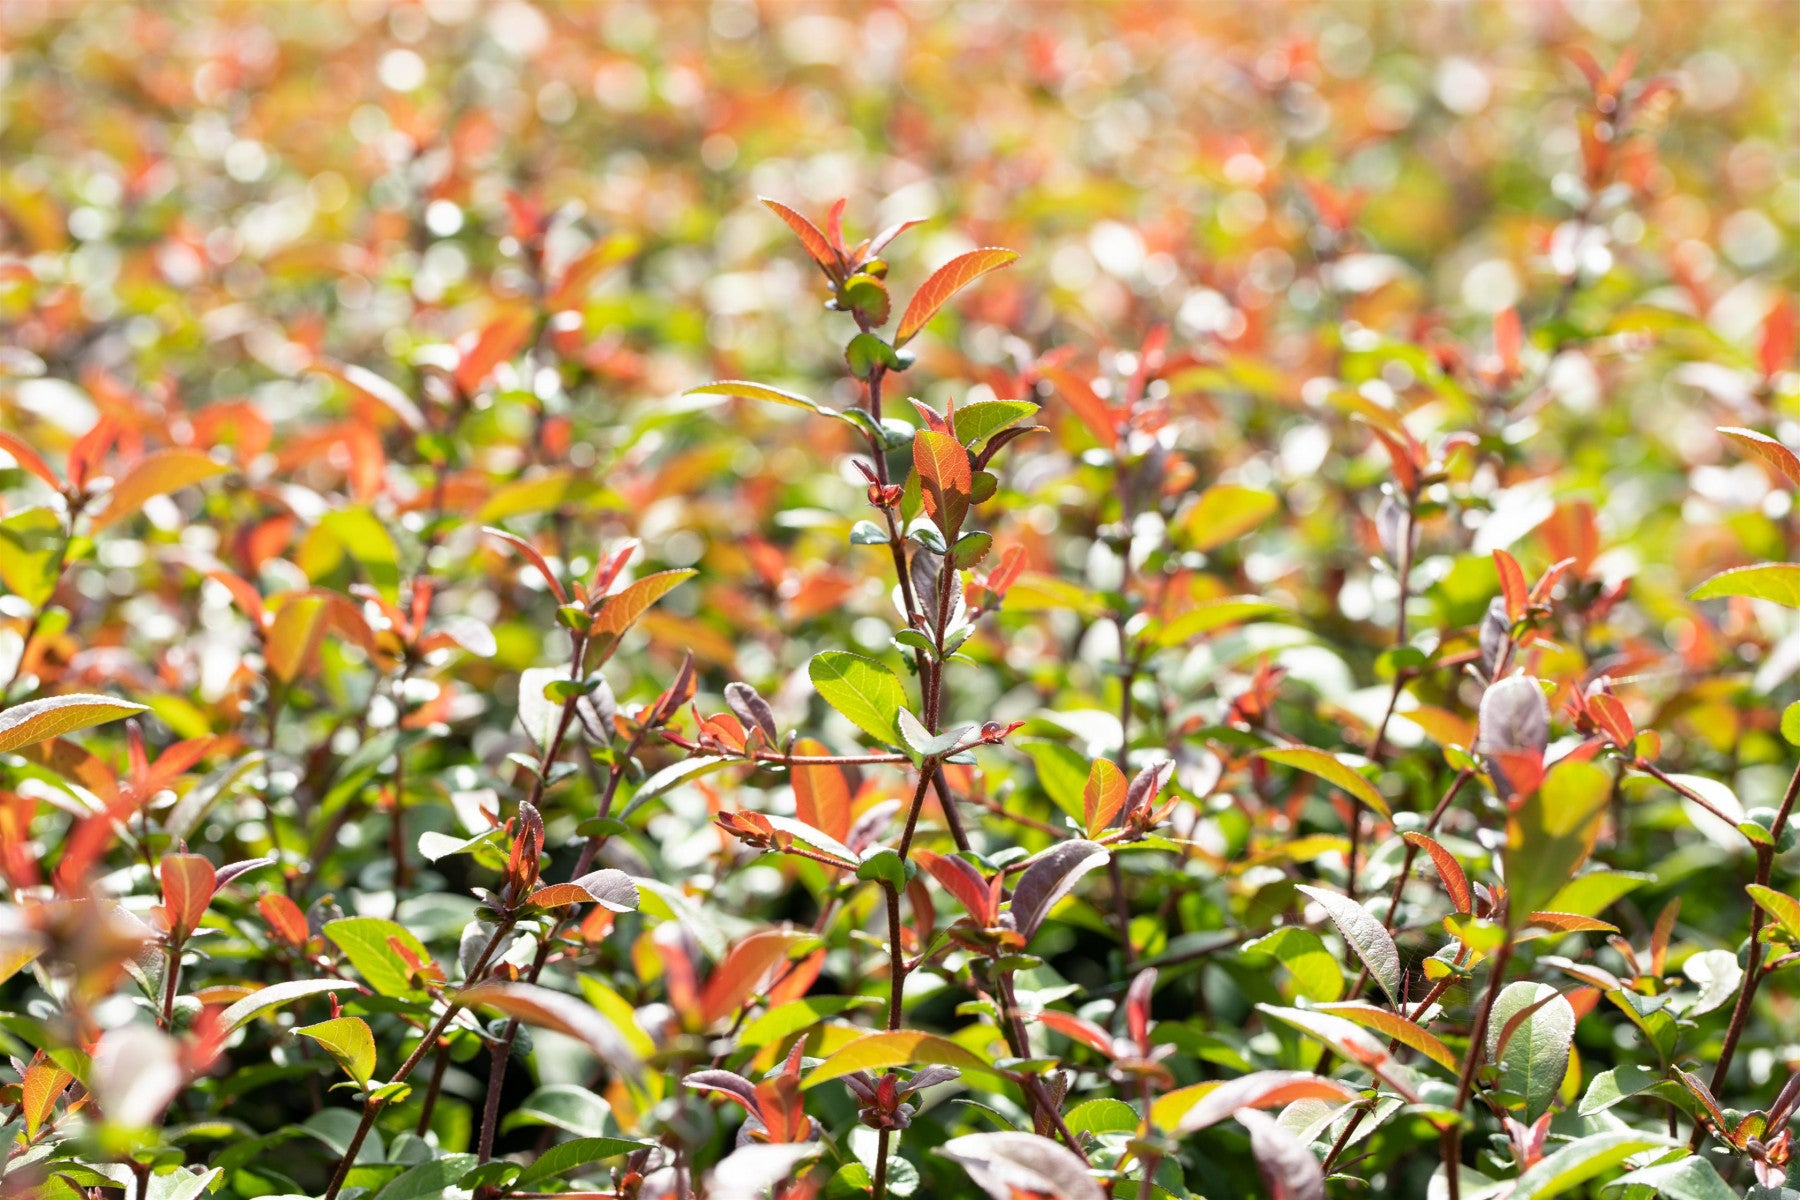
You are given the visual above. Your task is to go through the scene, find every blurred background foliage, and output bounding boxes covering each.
[6,2,1800,1198]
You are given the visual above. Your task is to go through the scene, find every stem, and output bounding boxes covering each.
[883,882,906,1032]
[1692,757,1800,1144]
[872,1129,892,1200]
[159,941,181,1029]
[415,1040,451,1136]
[1359,504,1415,901]
[322,921,514,1200]
[1135,1074,1161,1198]
[1441,939,1515,1198]
[896,766,939,862]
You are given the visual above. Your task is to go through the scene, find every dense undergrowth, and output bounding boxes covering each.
[4,3,1800,1199]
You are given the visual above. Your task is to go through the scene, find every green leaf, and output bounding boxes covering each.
[1486,981,1575,1120]
[1295,885,1402,1006]
[1242,928,1344,1003]
[685,380,835,415]
[1180,484,1278,552]
[1747,883,1800,942]
[1510,1132,1675,1200]
[1783,701,1800,747]
[952,399,1038,445]
[739,996,882,1051]
[1259,746,1391,818]
[1317,1002,1457,1073]
[1600,1156,1737,1200]
[842,273,891,326]
[219,979,362,1032]
[808,651,907,748]
[1063,1097,1141,1138]
[323,917,434,998]
[371,1154,478,1200]
[846,332,903,379]
[1683,948,1743,1017]
[802,1030,995,1089]
[1505,759,1610,925]
[1151,597,1286,646]
[513,1137,651,1187]
[0,506,64,607]
[143,1168,223,1200]
[500,1084,611,1137]
[295,1016,376,1086]
[1579,1064,1662,1116]
[0,693,148,754]
[1689,562,1800,607]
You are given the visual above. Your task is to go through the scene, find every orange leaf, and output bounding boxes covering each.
[1041,366,1118,447]
[913,430,972,538]
[0,430,62,490]
[1082,759,1127,837]
[791,738,852,844]
[761,197,842,279]
[160,852,216,940]
[1761,293,1795,378]
[894,247,1019,346]
[1719,427,1800,488]
[89,449,228,531]
[20,1060,72,1138]
[454,307,535,394]
[1493,550,1528,621]
[698,928,812,1028]
[591,569,698,638]
[1402,832,1471,915]
[258,892,310,947]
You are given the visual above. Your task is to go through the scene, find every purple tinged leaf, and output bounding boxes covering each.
[1237,1107,1326,1200]
[1010,840,1110,938]
[575,868,640,912]
[683,1068,762,1116]
[214,855,275,887]
[1478,674,1549,756]
[1479,595,1511,675]
[1125,759,1174,817]
[936,1131,1105,1200]
[724,682,779,744]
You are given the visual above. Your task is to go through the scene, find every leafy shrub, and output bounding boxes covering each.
[3,5,1800,1200]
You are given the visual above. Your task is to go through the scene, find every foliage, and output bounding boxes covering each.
[2,3,1800,1199]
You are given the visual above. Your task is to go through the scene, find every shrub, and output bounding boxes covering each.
[3,6,1800,1200]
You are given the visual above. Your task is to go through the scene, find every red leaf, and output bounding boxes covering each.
[1041,366,1118,447]
[1402,832,1471,915]
[484,526,569,604]
[894,247,1019,346]
[698,928,812,1028]
[1035,1009,1116,1057]
[791,738,852,844]
[916,850,996,926]
[761,197,843,280]
[1761,294,1795,378]
[913,429,972,538]
[1494,307,1523,374]
[160,853,216,940]
[1493,550,1528,622]
[258,892,310,947]
[454,307,535,395]
[0,430,62,490]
